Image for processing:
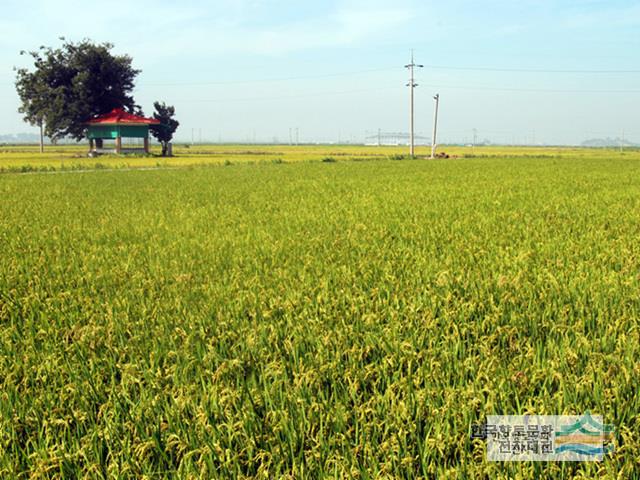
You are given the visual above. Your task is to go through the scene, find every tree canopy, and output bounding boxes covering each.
[15,39,140,141]
[150,102,180,157]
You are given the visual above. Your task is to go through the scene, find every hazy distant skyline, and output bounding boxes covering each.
[1,0,639,145]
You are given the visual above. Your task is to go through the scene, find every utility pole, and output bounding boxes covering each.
[472,128,478,153]
[405,51,423,157]
[296,128,299,145]
[621,129,625,153]
[378,128,382,146]
[430,94,440,159]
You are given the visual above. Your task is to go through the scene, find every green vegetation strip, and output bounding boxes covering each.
[2,144,638,173]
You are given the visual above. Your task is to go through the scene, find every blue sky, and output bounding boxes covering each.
[1,0,639,144]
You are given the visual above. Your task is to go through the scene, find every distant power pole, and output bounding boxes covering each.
[473,128,478,153]
[430,94,440,159]
[296,128,299,145]
[378,128,382,146]
[405,51,423,157]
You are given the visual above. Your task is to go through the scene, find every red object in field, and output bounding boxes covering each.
[86,108,160,125]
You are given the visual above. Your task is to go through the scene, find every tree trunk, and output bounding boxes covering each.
[39,121,44,154]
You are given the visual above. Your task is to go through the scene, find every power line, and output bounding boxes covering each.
[422,64,640,74]
[140,67,399,87]
[137,64,640,87]
[136,86,399,104]
[5,64,640,90]
[135,82,640,105]
[419,83,640,94]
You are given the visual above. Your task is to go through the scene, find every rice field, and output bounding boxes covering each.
[1,148,639,478]
[0,143,634,173]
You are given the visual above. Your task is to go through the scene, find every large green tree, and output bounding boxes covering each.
[15,39,140,142]
[150,102,179,157]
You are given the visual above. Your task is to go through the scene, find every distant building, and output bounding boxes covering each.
[364,131,430,146]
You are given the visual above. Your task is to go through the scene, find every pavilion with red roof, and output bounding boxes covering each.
[86,108,160,155]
